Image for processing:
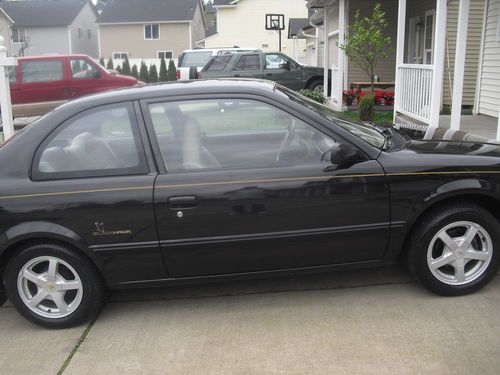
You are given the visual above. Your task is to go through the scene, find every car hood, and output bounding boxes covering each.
[391,125,500,157]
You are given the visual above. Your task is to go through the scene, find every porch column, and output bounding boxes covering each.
[337,0,346,110]
[450,0,470,130]
[393,0,407,123]
[429,0,447,128]
[323,6,330,98]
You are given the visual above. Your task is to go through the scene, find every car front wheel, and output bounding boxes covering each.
[408,203,500,296]
[4,242,107,328]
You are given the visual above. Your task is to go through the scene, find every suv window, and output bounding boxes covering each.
[70,59,100,79]
[21,60,64,83]
[205,55,232,71]
[265,54,295,70]
[34,104,148,180]
[148,99,335,172]
[179,51,213,67]
[235,54,260,70]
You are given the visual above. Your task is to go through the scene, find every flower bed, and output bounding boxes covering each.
[343,89,394,107]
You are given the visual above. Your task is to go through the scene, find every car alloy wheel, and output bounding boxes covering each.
[17,256,84,319]
[426,220,493,286]
[313,85,324,93]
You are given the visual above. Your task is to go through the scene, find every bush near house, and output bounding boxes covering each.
[343,89,394,106]
[106,58,114,70]
[99,57,105,67]
[167,60,177,81]
[159,58,168,82]
[149,64,159,83]
[139,61,149,83]
[131,64,139,80]
[121,57,132,76]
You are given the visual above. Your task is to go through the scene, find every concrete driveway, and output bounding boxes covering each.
[1,264,500,375]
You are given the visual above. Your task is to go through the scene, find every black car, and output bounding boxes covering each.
[1,79,499,328]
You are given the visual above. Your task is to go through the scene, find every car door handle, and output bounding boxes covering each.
[266,73,273,76]
[168,196,198,209]
[234,74,240,77]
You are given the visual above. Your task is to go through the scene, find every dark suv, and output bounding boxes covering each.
[199,52,328,92]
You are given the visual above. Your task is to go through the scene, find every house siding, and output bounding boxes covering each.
[347,0,398,84]
[478,0,500,117]
[206,0,307,60]
[99,23,191,60]
[69,2,98,57]
[12,26,70,56]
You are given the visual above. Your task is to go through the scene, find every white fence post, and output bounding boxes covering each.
[394,0,407,123]
[0,36,17,141]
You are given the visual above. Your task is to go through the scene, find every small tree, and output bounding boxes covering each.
[159,58,168,82]
[115,64,122,74]
[338,3,391,94]
[149,64,159,83]
[139,61,149,83]
[106,58,114,70]
[167,60,177,81]
[131,64,139,80]
[122,56,132,76]
[99,57,105,67]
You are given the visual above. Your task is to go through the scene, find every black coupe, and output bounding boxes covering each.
[1,80,499,328]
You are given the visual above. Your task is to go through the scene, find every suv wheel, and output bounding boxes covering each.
[408,203,500,296]
[4,242,107,328]
[307,79,324,93]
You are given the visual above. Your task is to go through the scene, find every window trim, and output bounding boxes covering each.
[140,94,338,174]
[32,102,149,181]
[157,50,173,60]
[144,24,160,40]
[112,52,129,60]
[12,27,26,43]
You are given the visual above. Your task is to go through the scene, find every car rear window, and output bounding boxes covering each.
[205,55,232,71]
[21,60,64,83]
[179,51,213,68]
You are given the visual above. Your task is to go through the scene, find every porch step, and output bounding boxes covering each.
[394,113,428,131]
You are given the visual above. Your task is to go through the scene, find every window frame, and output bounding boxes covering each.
[32,102,150,181]
[157,50,173,60]
[144,24,160,40]
[140,94,337,175]
[112,52,129,60]
[235,54,261,71]
[12,27,26,43]
[423,9,435,65]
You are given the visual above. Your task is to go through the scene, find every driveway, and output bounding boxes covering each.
[1,264,500,375]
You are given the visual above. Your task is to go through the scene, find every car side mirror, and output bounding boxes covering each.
[326,143,365,170]
[283,62,291,71]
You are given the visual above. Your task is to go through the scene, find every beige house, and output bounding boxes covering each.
[204,0,308,63]
[97,0,206,61]
[304,0,499,132]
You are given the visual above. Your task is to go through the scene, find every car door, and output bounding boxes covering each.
[17,58,70,104]
[68,57,108,98]
[230,54,263,79]
[31,102,165,285]
[144,96,390,278]
[263,53,302,90]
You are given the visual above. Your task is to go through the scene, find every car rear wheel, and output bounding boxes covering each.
[408,203,500,296]
[4,242,107,328]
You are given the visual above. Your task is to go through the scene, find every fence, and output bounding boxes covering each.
[395,64,434,123]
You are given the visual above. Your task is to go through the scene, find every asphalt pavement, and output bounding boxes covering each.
[1,264,500,375]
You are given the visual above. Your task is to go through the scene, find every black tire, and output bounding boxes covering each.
[307,78,324,93]
[408,203,500,296]
[4,242,107,328]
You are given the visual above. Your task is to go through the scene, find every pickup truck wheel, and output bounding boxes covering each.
[307,79,324,93]
[4,242,107,328]
[408,203,500,296]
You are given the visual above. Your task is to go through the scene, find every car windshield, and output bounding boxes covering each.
[276,86,387,149]
[179,51,213,67]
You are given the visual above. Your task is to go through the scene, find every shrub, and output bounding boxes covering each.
[159,58,168,82]
[299,89,327,104]
[121,56,131,76]
[167,60,177,81]
[359,95,375,121]
[139,61,149,83]
[106,58,114,70]
[131,64,139,80]
[149,64,159,83]
[99,57,105,67]
[115,64,122,74]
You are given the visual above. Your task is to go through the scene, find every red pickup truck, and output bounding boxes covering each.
[8,54,138,117]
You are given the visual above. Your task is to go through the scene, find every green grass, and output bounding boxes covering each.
[343,110,394,124]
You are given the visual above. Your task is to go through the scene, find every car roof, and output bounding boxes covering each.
[16,54,93,61]
[57,79,278,110]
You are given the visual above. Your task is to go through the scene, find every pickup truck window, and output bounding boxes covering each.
[21,60,63,83]
[235,54,260,70]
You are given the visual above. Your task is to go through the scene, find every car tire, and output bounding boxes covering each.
[408,203,500,296]
[4,242,107,328]
[307,79,324,93]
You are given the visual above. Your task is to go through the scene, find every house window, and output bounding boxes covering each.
[12,27,26,43]
[157,51,173,59]
[78,28,83,39]
[88,29,92,39]
[144,24,160,40]
[113,52,128,60]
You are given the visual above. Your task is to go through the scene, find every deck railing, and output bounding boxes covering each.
[395,64,434,124]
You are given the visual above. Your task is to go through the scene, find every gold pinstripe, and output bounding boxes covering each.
[0,171,499,201]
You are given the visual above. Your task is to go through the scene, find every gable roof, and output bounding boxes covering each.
[1,0,92,27]
[288,18,310,39]
[97,0,201,24]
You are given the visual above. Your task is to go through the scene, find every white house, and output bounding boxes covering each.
[304,0,500,134]
[0,6,13,56]
[204,0,309,63]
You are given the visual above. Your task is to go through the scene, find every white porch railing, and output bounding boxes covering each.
[330,65,341,110]
[395,64,434,124]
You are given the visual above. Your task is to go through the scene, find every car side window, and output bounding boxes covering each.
[266,54,289,70]
[33,104,148,180]
[205,55,232,71]
[71,59,100,80]
[148,99,335,172]
[235,54,260,70]
[21,60,64,83]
